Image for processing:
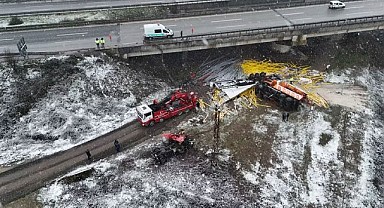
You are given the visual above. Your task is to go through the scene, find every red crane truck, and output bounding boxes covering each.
[136,90,198,126]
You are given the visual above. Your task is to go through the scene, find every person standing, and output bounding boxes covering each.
[86,149,92,161]
[95,38,100,49]
[100,38,105,48]
[282,112,290,122]
[114,140,121,153]
[286,112,290,121]
[289,77,294,84]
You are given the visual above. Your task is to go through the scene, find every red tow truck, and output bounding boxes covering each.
[136,90,198,126]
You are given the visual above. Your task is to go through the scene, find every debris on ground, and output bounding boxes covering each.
[152,130,194,165]
[206,60,330,116]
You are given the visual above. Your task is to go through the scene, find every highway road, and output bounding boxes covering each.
[0,0,205,16]
[0,0,383,54]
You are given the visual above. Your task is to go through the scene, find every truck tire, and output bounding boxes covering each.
[159,118,164,122]
[293,100,300,110]
[149,121,155,126]
[256,84,264,98]
[254,73,261,81]
[284,97,293,111]
[279,94,286,107]
[178,111,183,116]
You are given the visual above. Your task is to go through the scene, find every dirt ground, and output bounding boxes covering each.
[315,83,368,112]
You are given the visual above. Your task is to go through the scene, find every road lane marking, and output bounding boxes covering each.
[281,12,304,16]
[57,32,88,37]
[291,18,312,22]
[0,38,14,42]
[216,24,246,29]
[346,12,372,16]
[54,40,73,44]
[142,1,162,4]
[28,5,46,8]
[123,42,138,45]
[345,6,365,9]
[211,18,242,23]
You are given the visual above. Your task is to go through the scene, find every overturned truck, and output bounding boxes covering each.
[211,72,308,111]
[249,72,308,111]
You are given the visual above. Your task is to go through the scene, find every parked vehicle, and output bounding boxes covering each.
[329,1,345,9]
[143,23,174,39]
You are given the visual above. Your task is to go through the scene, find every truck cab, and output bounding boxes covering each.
[143,23,174,39]
[136,104,153,126]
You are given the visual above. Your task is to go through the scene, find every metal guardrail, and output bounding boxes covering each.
[144,15,384,45]
[147,15,384,43]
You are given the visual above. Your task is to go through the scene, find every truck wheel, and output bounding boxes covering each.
[178,111,183,116]
[149,121,155,126]
[254,73,261,81]
[159,118,164,122]
[293,100,300,110]
[284,97,293,111]
[185,109,190,113]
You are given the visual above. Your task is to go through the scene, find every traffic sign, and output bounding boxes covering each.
[17,37,27,58]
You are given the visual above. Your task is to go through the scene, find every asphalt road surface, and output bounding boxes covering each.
[0,0,204,16]
[1,1,383,54]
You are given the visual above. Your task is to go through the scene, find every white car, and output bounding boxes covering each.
[329,1,346,9]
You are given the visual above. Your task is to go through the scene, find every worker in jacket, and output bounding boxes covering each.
[289,77,294,84]
[100,38,105,48]
[95,38,100,49]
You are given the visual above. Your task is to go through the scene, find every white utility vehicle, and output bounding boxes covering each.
[143,23,174,39]
[329,1,346,9]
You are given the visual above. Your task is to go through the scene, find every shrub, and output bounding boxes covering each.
[9,16,23,26]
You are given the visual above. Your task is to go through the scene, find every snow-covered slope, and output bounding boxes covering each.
[0,55,169,165]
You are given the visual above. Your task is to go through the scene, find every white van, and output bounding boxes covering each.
[329,1,345,9]
[143,24,174,39]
